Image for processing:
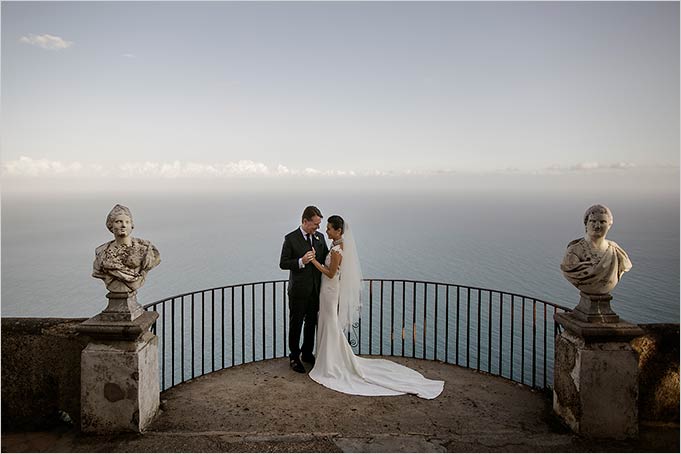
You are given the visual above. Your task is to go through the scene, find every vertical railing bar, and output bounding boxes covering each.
[476,289,481,371]
[211,289,215,373]
[434,284,438,361]
[282,283,287,359]
[412,282,416,358]
[401,281,406,356]
[498,292,503,377]
[161,303,165,390]
[521,297,526,385]
[455,285,460,365]
[487,290,492,373]
[262,283,266,360]
[191,293,195,379]
[171,298,175,386]
[272,282,277,359]
[358,281,362,355]
[231,287,235,367]
[221,288,225,369]
[181,297,185,383]
[241,286,245,365]
[510,295,515,381]
[423,283,427,360]
[390,281,395,356]
[543,303,547,389]
[251,284,255,362]
[201,291,205,376]
[380,280,384,356]
[445,285,449,363]
[532,299,537,388]
[553,306,559,386]
[466,287,470,368]
[368,280,373,355]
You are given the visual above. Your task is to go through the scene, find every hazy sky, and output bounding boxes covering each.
[1,1,679,189]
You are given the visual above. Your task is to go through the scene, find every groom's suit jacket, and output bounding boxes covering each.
[279,228,329,300]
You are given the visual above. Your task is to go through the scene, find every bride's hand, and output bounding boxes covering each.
[302,250,315,264]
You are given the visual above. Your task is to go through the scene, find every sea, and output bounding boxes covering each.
[2,187,678,324]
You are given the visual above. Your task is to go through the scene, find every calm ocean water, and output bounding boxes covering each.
[1,189,679,324]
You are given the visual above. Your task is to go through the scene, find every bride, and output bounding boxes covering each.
[308,215,444,399]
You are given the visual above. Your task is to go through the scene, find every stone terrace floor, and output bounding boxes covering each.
[2,357,678,452]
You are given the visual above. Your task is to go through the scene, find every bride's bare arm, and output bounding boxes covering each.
[311,249,343,279]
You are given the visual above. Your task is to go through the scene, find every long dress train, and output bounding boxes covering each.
[309,245,444,399]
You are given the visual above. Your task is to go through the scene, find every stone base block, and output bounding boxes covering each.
[81,332,159,433]
[77,311,158,341]
[555,312,644,342]
[553,329,639,439]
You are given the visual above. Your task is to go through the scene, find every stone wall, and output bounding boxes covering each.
[1,318,90,431]
[632,323,680,425]
[2,317,677,432]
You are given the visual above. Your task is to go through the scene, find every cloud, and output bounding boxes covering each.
[1,156,85,177]
[19,33,73,50]
[116,160,368,178]
[276,165,291,175]
[571,161,601,171]
[2,157,649,179]
[1,157,368,179]
[606,162,636,170]
[122,53,136,58]
[544,161,637,173]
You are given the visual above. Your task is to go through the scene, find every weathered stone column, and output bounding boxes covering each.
[77,292,159,433]
[555,204,643,440]
[78,204,162,433]
[553,312,643,439]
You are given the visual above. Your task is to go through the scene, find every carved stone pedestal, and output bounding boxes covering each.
[553,312,644,440]
[572,292,619,323]
[77,292,159,433]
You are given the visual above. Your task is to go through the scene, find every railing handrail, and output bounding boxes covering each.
[142,279,288,308]
[143,278,571,312]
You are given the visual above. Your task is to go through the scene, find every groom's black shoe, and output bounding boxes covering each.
[301,353,316,366]
[290,355,305,373]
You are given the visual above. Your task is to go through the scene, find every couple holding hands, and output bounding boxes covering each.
[279,206,443,400]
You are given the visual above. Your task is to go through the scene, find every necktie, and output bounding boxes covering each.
[308,234,314,250]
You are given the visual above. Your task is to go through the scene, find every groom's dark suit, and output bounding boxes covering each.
[279,228,329,361]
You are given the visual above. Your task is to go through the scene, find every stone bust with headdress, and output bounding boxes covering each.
[92,204,161,293]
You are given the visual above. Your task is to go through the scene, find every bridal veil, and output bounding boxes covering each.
[337,222,363,333]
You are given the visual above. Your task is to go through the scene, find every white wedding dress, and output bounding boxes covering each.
[309,244,444,399]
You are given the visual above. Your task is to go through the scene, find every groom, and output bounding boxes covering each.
[279,205,329,373]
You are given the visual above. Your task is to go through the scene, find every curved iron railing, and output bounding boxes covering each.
[143,279,570,392]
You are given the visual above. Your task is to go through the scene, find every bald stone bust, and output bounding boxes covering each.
[92,204,161,293]
[560,204,631,295]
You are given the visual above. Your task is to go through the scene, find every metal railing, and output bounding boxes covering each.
[143,279,570,392]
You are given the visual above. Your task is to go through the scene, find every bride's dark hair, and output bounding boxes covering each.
[328,215,344,234]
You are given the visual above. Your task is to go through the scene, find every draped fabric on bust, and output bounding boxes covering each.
[560,238,632,294]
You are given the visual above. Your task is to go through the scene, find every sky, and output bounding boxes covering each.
[1,1,679,193]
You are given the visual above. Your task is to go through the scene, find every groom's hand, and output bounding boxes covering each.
[302,250,315,264]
